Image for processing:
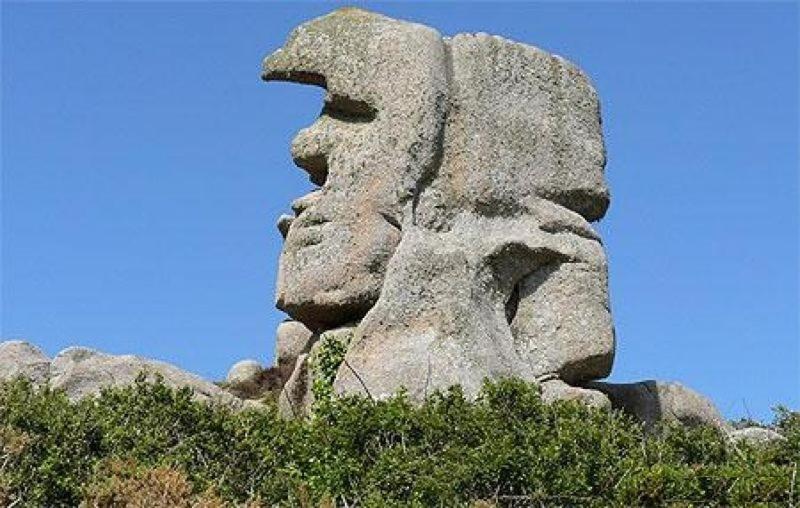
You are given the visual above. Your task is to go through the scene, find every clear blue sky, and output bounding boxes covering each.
[2,2,797,421]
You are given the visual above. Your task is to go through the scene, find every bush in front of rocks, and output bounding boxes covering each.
[0,375,797,507]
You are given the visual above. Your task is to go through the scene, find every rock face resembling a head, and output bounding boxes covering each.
[263,9,448,329]
[263,8,615,413]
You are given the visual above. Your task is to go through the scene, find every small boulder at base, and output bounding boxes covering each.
[227,359,264,386]
[539,378,611,410]
[225,359,266,398]
[586,380,730,431]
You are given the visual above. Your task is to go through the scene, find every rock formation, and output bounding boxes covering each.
[259,9,783,446]
[0,9,779,446]
[263,7,615,414]
[0,341,242,407]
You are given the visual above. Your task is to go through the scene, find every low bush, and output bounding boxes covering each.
[0,376,797,507]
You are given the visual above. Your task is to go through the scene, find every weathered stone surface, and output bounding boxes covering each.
[278,353,313,418]
[263,8,447,330]
[0,340,255,407]
[0,340,50,386]
[333,211,613,401]
[275,320,316,381]
[586,380,730,430]
[264,8,614,405]
[227,359,264,389]
[49,347,240,406]
[442,32,608,222]
[540,378,611,409]
[729,427,785,446]
[511,256,614,385]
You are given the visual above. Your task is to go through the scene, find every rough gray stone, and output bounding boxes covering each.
[442,32,609,222]
[586,380,730,430]
[333,211,613,401]
[278,353,313,418]
[540,378,611,410]
[275,320,316,382]
[729,427,785,446]
[0,340,50,386]
[226,359,264,389]
[49,347,241,407]
[264,8,614,405]
[263,8,447,329]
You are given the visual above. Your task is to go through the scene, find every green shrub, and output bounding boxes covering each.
[0,375,797,507]
[310,330,352,415]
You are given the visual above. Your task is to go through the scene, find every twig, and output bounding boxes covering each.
[343,359,374,401]
[613,466,632,490]
[742,397,753,422]
[726,477,739,496]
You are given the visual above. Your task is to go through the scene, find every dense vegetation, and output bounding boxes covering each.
[0,374,797,507]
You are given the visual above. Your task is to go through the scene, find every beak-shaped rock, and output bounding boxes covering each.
[260,48,290,82]
[261,46,327,87]
[260,8,376,87]
[259,7,414,109]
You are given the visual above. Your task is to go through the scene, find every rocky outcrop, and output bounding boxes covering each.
[257,9,779,437]
[582,380,786,444]
[50,347,241,405]
[0,340,242,407]
[263,7,614,409]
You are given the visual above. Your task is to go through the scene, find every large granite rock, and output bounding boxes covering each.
[264,7,446,330]
[263,8,615,407]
